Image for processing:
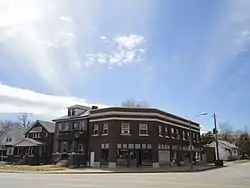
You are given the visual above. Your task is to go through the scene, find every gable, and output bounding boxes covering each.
[0,126,25,146]
[25,120,55,135]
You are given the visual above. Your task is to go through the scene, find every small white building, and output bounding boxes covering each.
[209,140,239,161]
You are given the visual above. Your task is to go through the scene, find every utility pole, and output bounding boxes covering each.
[213,113,220,161]
[189,120,194,171]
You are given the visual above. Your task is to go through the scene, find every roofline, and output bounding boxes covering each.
[25,120,54,134]
[90,107,199,126]
[52,115,89,122]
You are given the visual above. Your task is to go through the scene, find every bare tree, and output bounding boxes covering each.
[121,99,150,108]
[0,120,21,131]
[218,122,235,143]
[18,113,32,128]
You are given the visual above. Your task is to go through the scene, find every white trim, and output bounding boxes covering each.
[90,117,200,132]
[90,111,199,129]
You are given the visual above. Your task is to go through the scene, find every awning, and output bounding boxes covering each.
[14,138,44,147]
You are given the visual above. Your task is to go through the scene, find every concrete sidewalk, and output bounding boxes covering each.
[0,164,223,174]
[44,164,221,174]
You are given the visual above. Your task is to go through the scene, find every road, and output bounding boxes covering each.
[0,163,250,188]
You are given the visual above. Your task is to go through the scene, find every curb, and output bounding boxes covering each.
[0,166,222,174]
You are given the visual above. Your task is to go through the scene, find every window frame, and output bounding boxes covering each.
[182,131,186,140]
[171,128,175,139]
[158,125,162,136]
[73,122,78,130]
[33,132,41,138]
[121,123,130,135]
[102,123,108,135]
[64,123,69,131]
[165,126,169,138]
[80,121,85,130]
[6,147,13,155]
[78,143,84,153]
[62,142,68,153]
[139,124,148,135]
[93,124,99,135]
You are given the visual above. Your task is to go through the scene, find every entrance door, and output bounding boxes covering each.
[90,151,95,167]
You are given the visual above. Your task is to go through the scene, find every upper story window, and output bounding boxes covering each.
[62,142,69,153]
[158,126,162,136]
[80,121,85,130]
[33,132,41,138]
[73,122,78,130]
[93,124,99,135]
[165,127,169,138]
[176,129,180,139]
[187,131,190,139]
[64,122,69,131]
[183,131,186,140]
[68,108,76,116]
[196,134,200,141]
[192,133,196,141]
[103,123,108,135]
[6,135,12,142]
[171,128,175,139]
[139,124,148,135]
[72,109,76,116]
[121,123,130,135]
[57,123,62,132]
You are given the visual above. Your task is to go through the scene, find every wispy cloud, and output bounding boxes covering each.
[200,0,250,85]
[60,16,72,22]
[82,34,146,67]
[0,0,152,95]
[0,83,108,119]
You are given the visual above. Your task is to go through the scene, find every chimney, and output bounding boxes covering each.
[92,106,98,109]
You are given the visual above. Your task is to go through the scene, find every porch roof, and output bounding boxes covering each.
[14,138,44,147]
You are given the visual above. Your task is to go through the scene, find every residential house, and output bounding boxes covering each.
[0,125,26,162]
[53,105,202,168]
[53,105,90,167]
[13,120,55,165]
[208,140,239,161]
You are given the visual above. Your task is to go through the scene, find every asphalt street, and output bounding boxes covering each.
[0,163,250,188]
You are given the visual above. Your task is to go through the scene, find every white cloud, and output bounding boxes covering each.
[60,16,72,22]
[83,34,146,67]
[0,0,152,95]
[114,34,145,50]
[0,83,108,119]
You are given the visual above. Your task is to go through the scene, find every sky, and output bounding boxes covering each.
[1,0,250,133]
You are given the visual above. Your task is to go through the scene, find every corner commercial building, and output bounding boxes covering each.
[53,105,201,168]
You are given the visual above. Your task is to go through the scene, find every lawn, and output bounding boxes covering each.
[0,164,67,171]
[235,159,250,164]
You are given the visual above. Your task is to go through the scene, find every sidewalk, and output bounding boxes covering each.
[0,164,223,174]
[44,164,221,174]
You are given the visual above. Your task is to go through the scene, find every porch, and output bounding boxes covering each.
[13,138,48,165]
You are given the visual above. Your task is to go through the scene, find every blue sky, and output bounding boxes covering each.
[1,0,250,132]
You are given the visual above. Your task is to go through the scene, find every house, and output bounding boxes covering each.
[53,105,90,167]
[13,120,55,165]
[208,140,239,161]
[53,105,202,168]
[0,125,26,162]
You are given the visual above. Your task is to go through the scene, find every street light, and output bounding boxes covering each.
[189,112,207,171]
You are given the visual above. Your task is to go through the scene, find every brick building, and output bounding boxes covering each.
[53,105,201,168]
